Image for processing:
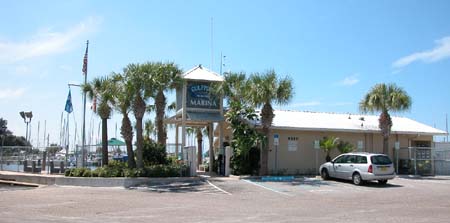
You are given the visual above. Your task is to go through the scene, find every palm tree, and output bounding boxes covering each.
[359,83,411,154]
[248,70,293,175]
[320,136,339,162]
[337,140,354,154]
[213,72,249,105]
[111,72,136,168]
[212,72,252,174]
[152,62,182,145]
[127,63,155,169]
[82,77,115,166]
[0,118,10,135]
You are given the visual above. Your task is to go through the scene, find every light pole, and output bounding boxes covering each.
[1,125,6,170]
[20,111,33,143]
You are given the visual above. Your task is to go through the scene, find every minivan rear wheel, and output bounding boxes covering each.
[378,180,388,185]
[321,169,330,180]
[352,173,363,185]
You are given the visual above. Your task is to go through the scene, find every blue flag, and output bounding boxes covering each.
[65,90,73,113]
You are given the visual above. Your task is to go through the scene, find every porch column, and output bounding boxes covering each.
[175,124,179,159]
[209,122,214,175]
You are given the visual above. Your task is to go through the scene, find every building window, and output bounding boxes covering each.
[357,140,364,152]
[288,136,299,151]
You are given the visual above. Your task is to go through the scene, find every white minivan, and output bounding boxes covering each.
[319,152,396,185]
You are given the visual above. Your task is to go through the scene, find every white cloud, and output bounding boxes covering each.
[0,88,26,99]
[393,36,450,68]
[0,16,101,64]
[337,74,359,86]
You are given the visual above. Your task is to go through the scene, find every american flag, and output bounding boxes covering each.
[82,40,89,75]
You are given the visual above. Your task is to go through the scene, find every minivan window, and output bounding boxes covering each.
[356,156,367,164]
[347,155,356,163]
[334,155,347,163]
[371,155,392,165]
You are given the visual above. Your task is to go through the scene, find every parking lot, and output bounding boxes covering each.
[1,176,450,223]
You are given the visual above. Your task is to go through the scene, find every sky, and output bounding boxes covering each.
[1,0,450,150]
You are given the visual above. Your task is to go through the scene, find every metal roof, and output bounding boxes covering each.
[254,110,447,136]
[181,65,224,82]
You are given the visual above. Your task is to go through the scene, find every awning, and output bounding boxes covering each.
[97,138,126,146]
[186,112,224,122]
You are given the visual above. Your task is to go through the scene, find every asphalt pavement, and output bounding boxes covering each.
[1,176,450,222]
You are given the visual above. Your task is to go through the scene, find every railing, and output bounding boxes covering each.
[0,146,67,173]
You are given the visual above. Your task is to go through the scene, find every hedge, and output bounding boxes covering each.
[65,164,189,178]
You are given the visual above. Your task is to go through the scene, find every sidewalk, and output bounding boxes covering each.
[397,174,450,180]
[0,170,201,188]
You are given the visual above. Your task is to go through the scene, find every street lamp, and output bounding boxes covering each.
[0,125,6,171]
[19,111,33,143]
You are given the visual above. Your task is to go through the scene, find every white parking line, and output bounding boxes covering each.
[338,183,371,192]
[309,189,334,193]
[206,180,232,195]
[242,179,293,196]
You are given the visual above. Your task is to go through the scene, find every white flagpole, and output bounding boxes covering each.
[81,40,89,167]
[66,111,69,167]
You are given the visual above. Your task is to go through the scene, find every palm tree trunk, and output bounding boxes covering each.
[383,136,389,155]
[196,128,203,169]
[121,115,136,168]
[155,90,167,145]
[136,117,144,168]
[260,103,274,176]
[101,118,108,166]
[134,95,146,169]
[379,111,392,155]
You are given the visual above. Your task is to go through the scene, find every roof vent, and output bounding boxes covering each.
[359,117,365,121]
[198,64,203,69]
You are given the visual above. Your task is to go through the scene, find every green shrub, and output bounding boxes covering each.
[64,167,91,177]
[65,164,188,178]
[166,155,178,164]
[123,168,140,178]
[95,168,109,177]
[231,146,260,175]
[107,160,127,169]
[64,168,72,176]
[91,169,99,177]
[82,169,92,177]
[142,139,168,166]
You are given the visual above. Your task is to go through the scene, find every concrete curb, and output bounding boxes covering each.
[0,171,201,188]
[0,179,39,187]
[397,174,450,180]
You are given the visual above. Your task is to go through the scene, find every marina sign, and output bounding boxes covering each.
[186,82,220,110]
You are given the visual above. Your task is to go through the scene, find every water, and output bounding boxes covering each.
[0,163,24,172]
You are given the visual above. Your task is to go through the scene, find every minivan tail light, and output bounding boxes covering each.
[368,165,373,173]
